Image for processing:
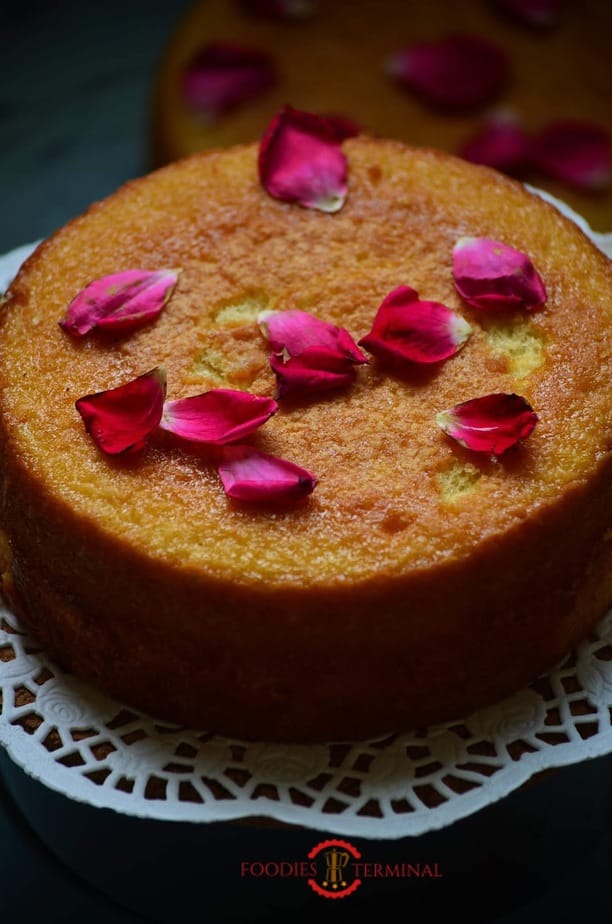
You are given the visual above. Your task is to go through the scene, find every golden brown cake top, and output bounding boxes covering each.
[1,138,610,587]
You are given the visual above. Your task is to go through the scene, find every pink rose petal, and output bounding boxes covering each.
[452,238,547,312]
[270,346,358,398]
[259,308,366,398]
[387,34,509,110]
[459,110,531,175]
[359,286,472,365]
[236,0,316,19]
[258,309,367,363]
[75,368,166,456]
[530,121,611,192]
[218,445,317,502]
[182,43,276,121]
[494,0,562,28]
[258,105,349,212]
[60,269,179,337]
[436,393,538,455]
[159,389,278,445]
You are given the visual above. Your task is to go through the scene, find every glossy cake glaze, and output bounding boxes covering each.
[0,138,610,740]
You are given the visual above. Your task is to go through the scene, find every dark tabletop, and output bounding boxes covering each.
[1,3,610,921]
[0,0,192,255]
[1,754,611,924]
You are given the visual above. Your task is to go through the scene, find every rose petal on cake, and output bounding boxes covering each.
[452,237,547,311]
[494,0,562,28]
[270,346,358,398]
[436,392,538,455]
[160,389,278,445]
[529,121,611,191]
[258,105,349,212]
[236,0,316,19]
[258,309,367,363]
[387,34,509,110]
[359,285,472,365]
[182,43,276,121]
[60,269,179,337]
[218,445,317,502]
[75,368,167,456]
[459,110,531,174]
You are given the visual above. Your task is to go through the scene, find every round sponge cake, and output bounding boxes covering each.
[0,137,610,741]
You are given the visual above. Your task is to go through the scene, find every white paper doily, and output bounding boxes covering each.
[1,192,611,841]
[2,603,611,839]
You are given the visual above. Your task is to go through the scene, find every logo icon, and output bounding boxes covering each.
[307,839,362,899]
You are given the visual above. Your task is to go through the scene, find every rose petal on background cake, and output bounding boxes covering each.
[436,392,538,455]
[218,445,317,501]
[159,389,278,444]
[493,0,562,28]
[258,105,349,212]
[529,121,611,191]
[270,346,358,397]
[75,368,167,455]
[452,237,547,311]
[387,34,509,110]
[182,43,276,120]
[459,109,531,174]
[359,285,472,364]
[258,309,367,362]
[236,0,316,19]
[60,269,179,337]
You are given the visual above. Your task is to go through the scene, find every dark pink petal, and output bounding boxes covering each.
[459,110,531,174]
[270,346,357,398]
[159,389,277,445]
[182,44,276,121]
[60,269,179,337]
[258,309,367,363]
[494,0,562,28]
[387,35,509,110]
[321,113,362,142]
[258,105,348,212]
[436,393,538,455]
[530,121,611,192]
[75,368,166,456]
[236,0,316,19]
[359,285,472,365]
[452,238,547,312]
[218,445,316,502]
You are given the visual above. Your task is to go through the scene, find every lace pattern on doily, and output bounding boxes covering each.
[1,604,611,839]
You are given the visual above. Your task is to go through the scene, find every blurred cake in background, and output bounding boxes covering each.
[150,0,611,230]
